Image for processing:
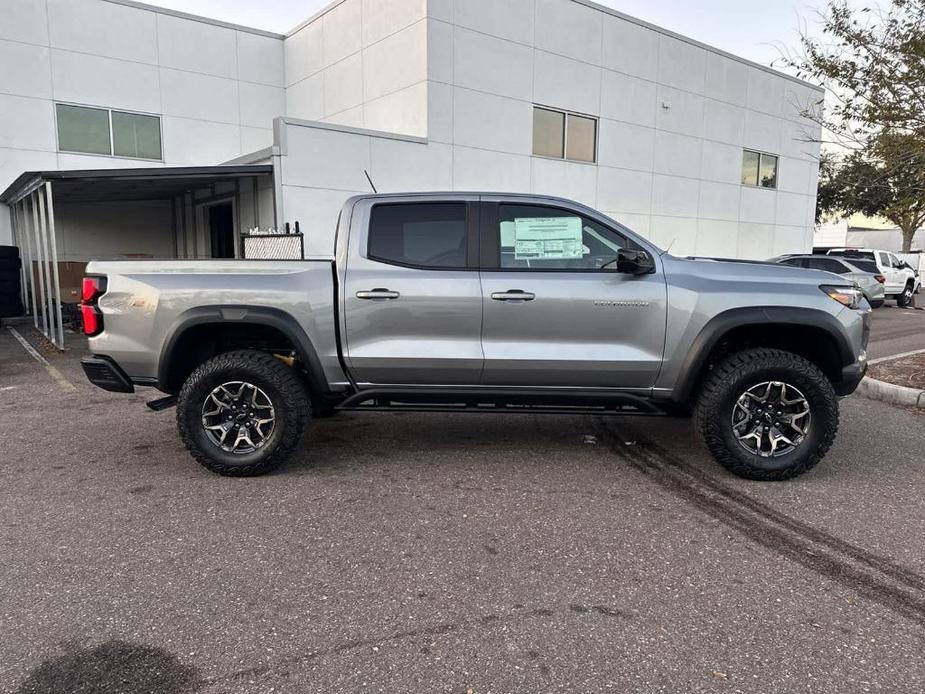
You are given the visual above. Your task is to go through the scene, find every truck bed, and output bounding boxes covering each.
[85,259,345,388]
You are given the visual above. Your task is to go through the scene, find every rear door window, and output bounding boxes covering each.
[368,203,469,269]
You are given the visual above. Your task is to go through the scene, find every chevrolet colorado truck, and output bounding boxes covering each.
[80,193,870,481]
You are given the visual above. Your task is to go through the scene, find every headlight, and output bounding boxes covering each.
[820,284,864,309]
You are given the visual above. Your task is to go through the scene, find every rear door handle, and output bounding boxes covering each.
[491,290,536,302]
[356,288,400,300]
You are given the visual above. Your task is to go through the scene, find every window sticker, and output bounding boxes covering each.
[512,217,584,260]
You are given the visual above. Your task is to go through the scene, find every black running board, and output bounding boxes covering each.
[335,387,665,416]
[146,395,178,411]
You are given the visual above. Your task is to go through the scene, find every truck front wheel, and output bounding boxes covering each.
[177,350,310,476]
[693,348,838,481]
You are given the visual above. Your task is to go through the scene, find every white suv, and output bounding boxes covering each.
[827,248,921,306]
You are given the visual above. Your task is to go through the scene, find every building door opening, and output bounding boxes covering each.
[209,203,235,258]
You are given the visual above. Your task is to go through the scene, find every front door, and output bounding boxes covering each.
[342,200,483,385]
[478,201,667,388]
[209,203,235,259]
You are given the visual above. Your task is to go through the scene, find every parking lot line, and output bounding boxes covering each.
[6,327,77,393]
[869,347,925,365]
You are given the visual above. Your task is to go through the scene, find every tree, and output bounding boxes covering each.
[784,0,925,249]
[784,0,925,146]
[817,132,925,250]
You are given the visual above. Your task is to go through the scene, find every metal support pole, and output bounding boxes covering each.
[184,192,195,257]
[44,182,64,349]
[18,202,39,327]
[36,189,56,345]
[30,193,50,337]
[271,153,283,229]
[252,176,259,229]
[9,205,26,309]
[170,197,179,258]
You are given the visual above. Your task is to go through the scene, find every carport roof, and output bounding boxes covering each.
[0,164,273,205]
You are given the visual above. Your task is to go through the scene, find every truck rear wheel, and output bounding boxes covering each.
[693,348,838,481]
[177,350,310,477]
[896,282,914,307]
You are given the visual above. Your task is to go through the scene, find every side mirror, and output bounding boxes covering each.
[615,248,656,275]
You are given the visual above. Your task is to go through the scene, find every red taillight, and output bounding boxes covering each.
[80,276,107,336]
[81,304,102,336]
[874,274,886,284]
[82,277,104,303]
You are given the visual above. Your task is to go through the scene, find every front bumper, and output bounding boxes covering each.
[835,354,867,396]
[81,355,135,393]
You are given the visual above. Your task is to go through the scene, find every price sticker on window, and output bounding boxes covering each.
[513,217,584,260]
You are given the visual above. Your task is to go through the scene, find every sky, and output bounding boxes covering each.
[141,0,826,69]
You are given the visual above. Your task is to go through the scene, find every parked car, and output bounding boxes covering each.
[826,248,921,306]
[79,193,870,482]
[770,255,885,308]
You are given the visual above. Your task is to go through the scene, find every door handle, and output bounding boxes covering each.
[356,288,400,300]
[491,290,536,302]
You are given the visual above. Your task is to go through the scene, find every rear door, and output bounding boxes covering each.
[342,198,483,385]
[477,199,667,388]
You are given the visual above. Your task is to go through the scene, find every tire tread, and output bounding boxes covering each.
[693,347,839,481]
[177,350,309,477]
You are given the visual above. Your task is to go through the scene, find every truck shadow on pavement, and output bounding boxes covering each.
[15,640,201,694]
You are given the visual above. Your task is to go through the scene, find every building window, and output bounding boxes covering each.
[56,103,162,160]
[532,106,597,163]
[112,111,162,160]
[742,149,778,189]
[56,104,111,156]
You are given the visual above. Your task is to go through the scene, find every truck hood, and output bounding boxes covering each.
[663,255,849,286]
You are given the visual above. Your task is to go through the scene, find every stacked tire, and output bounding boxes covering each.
[0,246,24,319]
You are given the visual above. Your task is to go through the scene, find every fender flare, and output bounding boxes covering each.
[157,305,328,394]
[671,306,856,403]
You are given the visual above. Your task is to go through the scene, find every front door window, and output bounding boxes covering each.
[497,204,630,271]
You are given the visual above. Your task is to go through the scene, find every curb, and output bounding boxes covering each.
[855,376,925,408]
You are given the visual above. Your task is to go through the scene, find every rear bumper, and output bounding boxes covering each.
[81,355,135,393]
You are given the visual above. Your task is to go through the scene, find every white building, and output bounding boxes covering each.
[1,0,823,323]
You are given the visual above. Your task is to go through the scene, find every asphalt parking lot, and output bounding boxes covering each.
[2,309,925,693]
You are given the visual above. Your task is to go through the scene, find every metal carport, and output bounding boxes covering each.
[1,165,275,349]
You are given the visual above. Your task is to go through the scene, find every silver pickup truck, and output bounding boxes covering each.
[80,193,870,481]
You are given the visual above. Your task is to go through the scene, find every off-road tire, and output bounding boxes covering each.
[693,348,838,481]
[177,350,310,477]
[896,282,915,308]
